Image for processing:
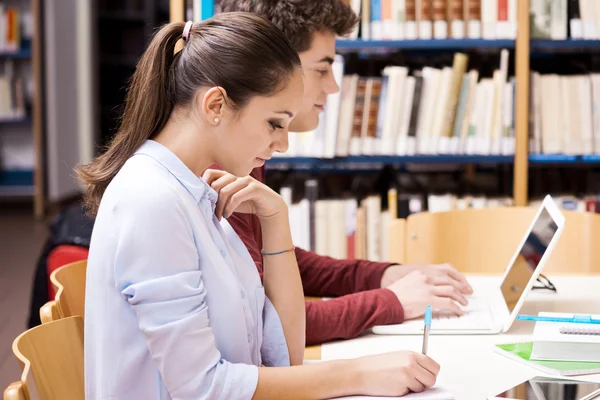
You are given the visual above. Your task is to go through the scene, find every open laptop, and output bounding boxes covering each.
[372,194,566,335]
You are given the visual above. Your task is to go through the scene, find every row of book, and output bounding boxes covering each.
[343,0,600,42]
[284,182,600,260]
[343,0,518,41]
[529,72,600,155]
[277,50,516,158]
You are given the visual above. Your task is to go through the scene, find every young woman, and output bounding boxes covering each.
[79,13,440,400]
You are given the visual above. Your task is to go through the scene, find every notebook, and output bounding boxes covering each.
[494,341,600,376]
[530,312,600,363]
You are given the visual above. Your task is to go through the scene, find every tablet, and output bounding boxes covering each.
[493,376,600,400]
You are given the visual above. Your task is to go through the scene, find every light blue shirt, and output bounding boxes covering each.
[84,140,290,400]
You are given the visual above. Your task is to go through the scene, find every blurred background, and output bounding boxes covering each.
[2,0,600,391]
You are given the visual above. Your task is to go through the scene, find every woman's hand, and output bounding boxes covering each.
[202,169,287,221]
[356,351,440,396]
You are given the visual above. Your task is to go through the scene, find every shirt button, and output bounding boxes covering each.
[220,249,226,257]
[247,334,252,343]
[241,291,245,299]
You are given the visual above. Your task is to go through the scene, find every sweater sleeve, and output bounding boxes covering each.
[295,247,395,297]
[305,289,405,345]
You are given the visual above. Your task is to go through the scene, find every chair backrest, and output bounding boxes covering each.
[11,316,84,400]
[388,218,406,263]
[39,301,61,324]
[3,381,27,400]
[50,260,87,319]
[403,208,600,274]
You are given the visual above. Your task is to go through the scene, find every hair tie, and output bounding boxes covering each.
[182,21,193,41]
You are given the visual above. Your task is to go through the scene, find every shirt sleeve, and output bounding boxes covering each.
[113,189,258,400]
[305,289,405,345]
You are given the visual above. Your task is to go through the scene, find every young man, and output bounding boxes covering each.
[220,0,473,345]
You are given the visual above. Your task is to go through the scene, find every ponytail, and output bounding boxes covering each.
[76,22,185,215]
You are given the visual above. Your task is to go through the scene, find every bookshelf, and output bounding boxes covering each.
[170,0,600,207]
[0,0,44,217]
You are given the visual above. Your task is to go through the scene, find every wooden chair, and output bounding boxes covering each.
[50,260,87,320]
[3,316,84,400]
[400,208,600,274]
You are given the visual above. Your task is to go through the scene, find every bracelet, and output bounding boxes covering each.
[261,247,296,256]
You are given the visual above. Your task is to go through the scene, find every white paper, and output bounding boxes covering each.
[331,385,454,399]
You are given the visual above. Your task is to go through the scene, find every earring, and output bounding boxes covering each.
[213,117,219,124]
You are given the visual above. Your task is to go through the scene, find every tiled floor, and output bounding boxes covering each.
[0,206,48,391]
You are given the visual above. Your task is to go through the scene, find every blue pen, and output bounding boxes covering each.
[422,305,432,355]
[517,314,600,325]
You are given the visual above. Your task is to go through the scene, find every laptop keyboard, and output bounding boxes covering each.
[430,295,495,330]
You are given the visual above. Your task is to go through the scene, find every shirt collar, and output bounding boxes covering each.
[133,140,218,208]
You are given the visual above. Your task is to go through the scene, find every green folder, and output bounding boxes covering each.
[494,342,600,376]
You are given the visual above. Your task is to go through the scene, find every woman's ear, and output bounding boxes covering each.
[200,86,228,125]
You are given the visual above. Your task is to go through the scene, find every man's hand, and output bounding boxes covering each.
[381,263,473,295]
[385,270,469,320]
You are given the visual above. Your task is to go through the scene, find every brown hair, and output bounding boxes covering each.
[76,12,301,215]
[220,0,359,52]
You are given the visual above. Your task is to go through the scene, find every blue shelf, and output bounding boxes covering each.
[581,155,600,163]
[0,169,33,186]
[0,48,31,59]
[0,169,34,196]
[531,39,600,50]
[529,154,579,163]
[336,39,515,51]
[266,154,600,171]
[266,155,514,170]
[335,39,600,52]
[0,116,31,125]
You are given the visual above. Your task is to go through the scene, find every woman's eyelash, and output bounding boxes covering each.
[316,70,327,75]
[269,121,283,130]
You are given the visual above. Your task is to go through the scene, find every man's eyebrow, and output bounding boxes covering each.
[275,110,294,118]
[316,56,335,64]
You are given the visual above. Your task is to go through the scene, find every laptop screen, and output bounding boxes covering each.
[500,207,559,313]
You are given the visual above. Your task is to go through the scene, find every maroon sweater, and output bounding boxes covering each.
[225,166,405,345]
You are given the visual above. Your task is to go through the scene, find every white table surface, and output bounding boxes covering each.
[319,275,600,400]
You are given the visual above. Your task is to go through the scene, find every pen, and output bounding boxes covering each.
[422,305,431,355]
[516,314,600,325]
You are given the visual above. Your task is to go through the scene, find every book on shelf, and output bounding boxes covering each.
[276,50,516,159]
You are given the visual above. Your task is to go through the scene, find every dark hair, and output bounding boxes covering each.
[76,12,301,215]
[220,0,359,52]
